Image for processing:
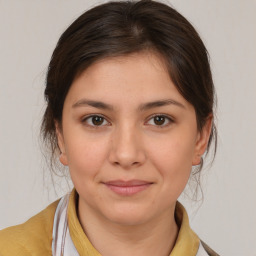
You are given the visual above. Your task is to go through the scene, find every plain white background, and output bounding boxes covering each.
[0,0,255,255]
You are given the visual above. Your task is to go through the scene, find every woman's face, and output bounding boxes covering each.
[57,52,211,225]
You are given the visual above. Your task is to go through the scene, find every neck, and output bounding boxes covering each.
[78,200,179,256]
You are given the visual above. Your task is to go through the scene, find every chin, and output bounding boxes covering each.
[103,203,154,226]
[108,213,149,226]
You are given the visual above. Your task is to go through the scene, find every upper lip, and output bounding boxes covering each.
[103,180,153,186]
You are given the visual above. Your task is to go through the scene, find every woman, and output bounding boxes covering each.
[0,0,219,255]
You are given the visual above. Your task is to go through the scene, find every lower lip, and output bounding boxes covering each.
[104,184,152,196]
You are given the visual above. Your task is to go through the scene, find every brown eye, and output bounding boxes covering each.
[154,116,166,125]
[92,116,104,125]
[83,115,109,127]
[146,115,173,127]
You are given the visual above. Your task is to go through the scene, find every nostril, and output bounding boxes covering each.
[108,132,146,168]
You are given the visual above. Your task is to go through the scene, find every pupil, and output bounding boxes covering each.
[92,116,103,125]
[154,116,165,125]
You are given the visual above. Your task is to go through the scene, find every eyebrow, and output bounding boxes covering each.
[72,98,185,111]
[139,99,185,111]
[72,99,114,110]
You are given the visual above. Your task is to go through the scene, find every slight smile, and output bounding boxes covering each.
[103,180,154,196]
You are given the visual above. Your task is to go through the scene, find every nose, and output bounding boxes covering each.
[108,124,146,170]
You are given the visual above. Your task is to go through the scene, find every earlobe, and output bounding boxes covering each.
[59,153,68,166]
[55,121,68,166]
[192,154,202,166]
[192,116,213,166]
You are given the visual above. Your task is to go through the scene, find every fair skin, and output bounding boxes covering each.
[56,52,212,256]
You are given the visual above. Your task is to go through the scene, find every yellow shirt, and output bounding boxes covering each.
[0,189,211,256]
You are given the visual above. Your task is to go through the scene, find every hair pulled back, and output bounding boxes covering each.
[41,0,217,174]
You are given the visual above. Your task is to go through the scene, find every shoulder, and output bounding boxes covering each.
[0,199,60,256]
[199,240,221,256]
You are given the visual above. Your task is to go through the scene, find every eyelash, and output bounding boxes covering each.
[81,114,174,128]
[81,114,110,128]
[146,114,174,128]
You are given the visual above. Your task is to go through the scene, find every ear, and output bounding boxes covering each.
[192,115,213,166]
[55,121,68,166]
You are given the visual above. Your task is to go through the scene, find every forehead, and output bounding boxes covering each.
[65,52,188,108]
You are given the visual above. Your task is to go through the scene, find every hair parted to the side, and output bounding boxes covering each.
[41,0,217,196]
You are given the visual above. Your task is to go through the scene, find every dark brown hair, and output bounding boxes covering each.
[41,0,217,177]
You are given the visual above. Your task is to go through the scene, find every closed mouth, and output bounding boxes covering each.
[103,180,153,196]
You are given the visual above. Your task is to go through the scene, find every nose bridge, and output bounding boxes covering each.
[109,121,146,168]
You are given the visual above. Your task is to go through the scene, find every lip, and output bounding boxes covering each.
[103,180,153,196]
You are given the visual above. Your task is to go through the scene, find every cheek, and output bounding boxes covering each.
[147,131,196,168]
[146,132,195,195]
[64,133,109,180]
